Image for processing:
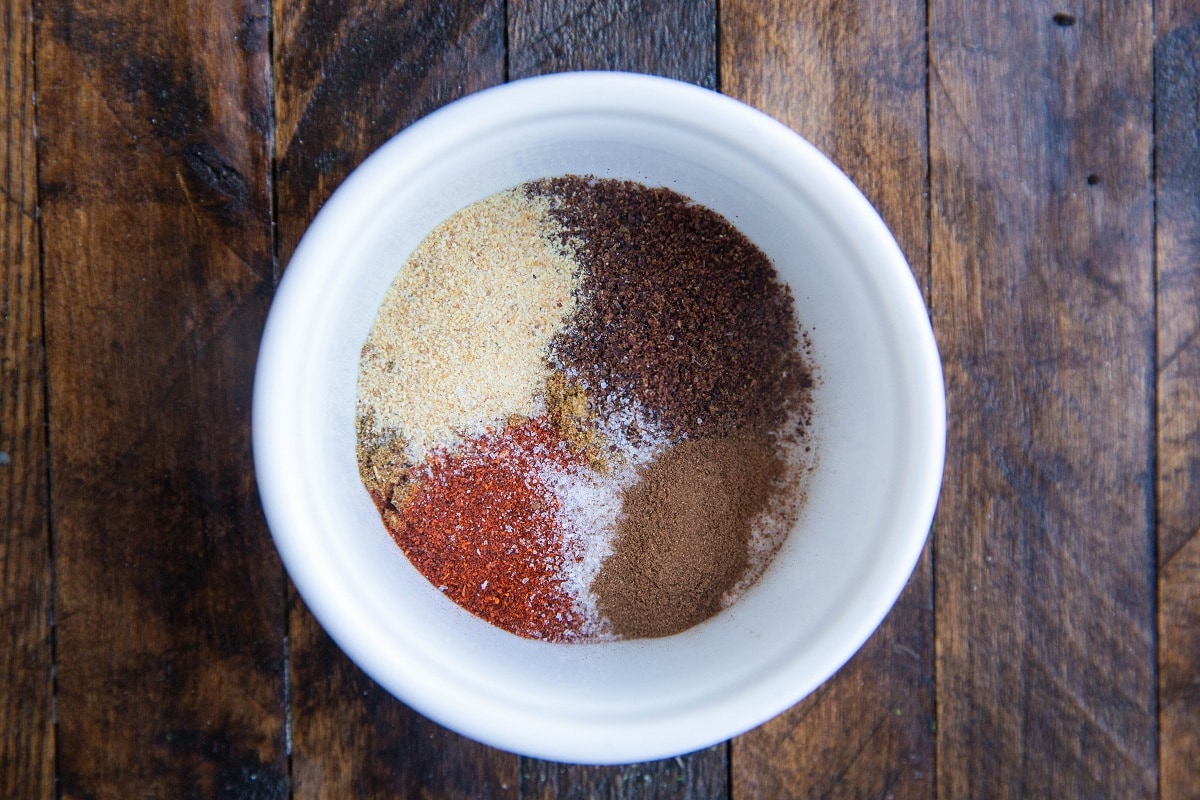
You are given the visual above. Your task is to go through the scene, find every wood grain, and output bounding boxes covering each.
[930,1,1156,797]
[7,0,1187,794]
[273,2,517,797]
[33,0,286,796]
[508,0,716,87]
[508,2,728,794]
[274,0,506,265]
[1156,0,1200,796]
[721,2,934,797]
[520,750,727,800]
[288,595,518,800]
[0,0,53,796]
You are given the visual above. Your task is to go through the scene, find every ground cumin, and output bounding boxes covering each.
[545,371,607,470]
[593,433,785,639]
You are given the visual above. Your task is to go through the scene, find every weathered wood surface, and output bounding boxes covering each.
[0,0,53,797]
[33,0,287,796]
[520,750,728,800]
[508,0,715,87]
[930,2,1157,798]
[1157,0,1200,797]
[722,1,934,796]
[274,0,507,266]
[4,0,1196,797]
[288,593,518,800]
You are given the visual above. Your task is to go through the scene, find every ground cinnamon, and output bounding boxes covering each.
[593,433,785,638]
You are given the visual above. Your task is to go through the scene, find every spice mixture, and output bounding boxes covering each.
[357,177,814,642]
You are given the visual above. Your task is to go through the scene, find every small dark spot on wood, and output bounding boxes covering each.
[1087,173,1101,185]
[313,149,342,176]
[238,9,269,55]
[1052,12,1076,27]
[181,144,251,218]
[57,771,100,800]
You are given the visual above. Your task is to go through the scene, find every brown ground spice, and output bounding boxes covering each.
[532,176,813,439]
[593,433,785,639]
[544,371,607,471]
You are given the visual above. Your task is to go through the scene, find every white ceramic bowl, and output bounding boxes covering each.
[253,72,945,764]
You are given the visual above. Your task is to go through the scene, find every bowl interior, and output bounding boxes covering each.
[254,74,944,763]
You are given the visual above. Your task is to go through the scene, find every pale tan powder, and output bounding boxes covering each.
[358,189,581,463]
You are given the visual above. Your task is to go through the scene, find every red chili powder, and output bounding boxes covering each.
[387,417,585,641]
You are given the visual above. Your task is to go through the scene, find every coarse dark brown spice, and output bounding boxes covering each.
[532,176,813,440]
[593,432,785,638]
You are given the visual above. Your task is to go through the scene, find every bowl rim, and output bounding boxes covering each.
[253,70,946,763]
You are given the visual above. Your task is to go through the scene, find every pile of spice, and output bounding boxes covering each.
[357,176,814,642]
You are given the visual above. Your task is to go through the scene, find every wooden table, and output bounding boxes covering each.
[3,0,1198,797]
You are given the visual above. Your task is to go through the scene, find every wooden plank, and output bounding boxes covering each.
[508,0,716,87]
[508,2,728,793]
[520,750,727,800]
[930,2,1156,797]
[721,2,934,797]
[272,2,517,797]
[0,0,53,796]
[1156,0,1200,796]
[33,0,286,796]
[274,0,507,265]
[288,593,519,800]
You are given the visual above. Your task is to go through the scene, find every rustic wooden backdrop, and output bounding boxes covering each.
[2,0,1197,797]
